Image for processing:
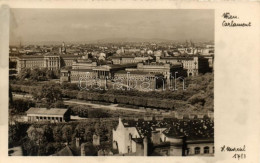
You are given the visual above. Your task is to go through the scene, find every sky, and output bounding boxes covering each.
[10,9,214,45]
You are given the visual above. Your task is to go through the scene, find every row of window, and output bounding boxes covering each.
[24,64,45,67]
[188,146,214,155]
[33,116,63,122]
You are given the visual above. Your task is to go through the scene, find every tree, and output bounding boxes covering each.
[44,144,56,155]
[9,84,13,105]
[88,108,110,118]
[17,68,31,80]
[62,125,73,144]
[10,99,35,114]
[40,83,62,105]
[53,126,63,142]
[9,123,30,147]
[188,93,206,106]
[27,126,46,144]
[50,100,65,108]
[46,69,55,79]
[43,125,54,142]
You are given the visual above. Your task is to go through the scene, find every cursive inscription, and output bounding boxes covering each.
[222,12,251,27]
[220,145,247,160]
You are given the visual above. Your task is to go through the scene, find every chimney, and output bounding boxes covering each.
[76,137,81,148]
[143,136,148,156]
[151,131,160,144]
[93,134,100,146]
[81,143,86,156]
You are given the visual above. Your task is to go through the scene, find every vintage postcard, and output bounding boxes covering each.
[0,1,259,163]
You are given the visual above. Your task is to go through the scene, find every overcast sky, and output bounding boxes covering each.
[10,9,214,45]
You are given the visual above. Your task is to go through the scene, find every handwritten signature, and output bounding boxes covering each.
[220,145,246,152]
[220,145,246,160]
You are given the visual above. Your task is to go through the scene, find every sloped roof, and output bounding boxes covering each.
[119,118,214,140]
[26,108,68,115]
[52,146,76,156]
[162,127,184,139]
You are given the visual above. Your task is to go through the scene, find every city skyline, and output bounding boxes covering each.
[10,9,214,45]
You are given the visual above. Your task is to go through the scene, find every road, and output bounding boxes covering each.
[64,100,149,113]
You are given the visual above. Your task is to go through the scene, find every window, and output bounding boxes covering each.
[204,146,209,154]
[195,147,200,154]
[213,147,215,153]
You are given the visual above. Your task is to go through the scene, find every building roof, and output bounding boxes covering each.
[26,108,68,115]
[115,70,152,75]
[62,54,84,58]
[131,138,143,143]
[186,138,214,144]
[109,63,137,69]
[160,57,194,60]
[70,69,94,72]
[19,55,44,58]
[111,56,135,59]
[119,118,214,141]
[162,127,184,139]
[52,146,76,156]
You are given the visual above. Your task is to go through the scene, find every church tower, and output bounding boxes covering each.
[59,42,66,54]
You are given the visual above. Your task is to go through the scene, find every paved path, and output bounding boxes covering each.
[64,100,148,113]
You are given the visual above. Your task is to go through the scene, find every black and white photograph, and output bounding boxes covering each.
[8,9,215,156]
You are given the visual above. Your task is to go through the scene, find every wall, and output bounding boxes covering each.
[187,143,214,156]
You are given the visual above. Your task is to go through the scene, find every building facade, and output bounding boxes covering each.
[112,56,150,65]
[17,54,82,73]
[159,56,210,76]
[26,108,70,123]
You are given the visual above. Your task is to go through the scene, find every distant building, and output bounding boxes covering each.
[17,54,60,72]
[59,42,67,54]
[111,56,150,65]
[127,62,185,83]
[60,69,71,83]
[113,70,157,91]
[17,54,82,73]
[72,59,97,70]
[158,56,210,76]
[61,54,83,67]
[26,108,70,123]
[61,62,137,83]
